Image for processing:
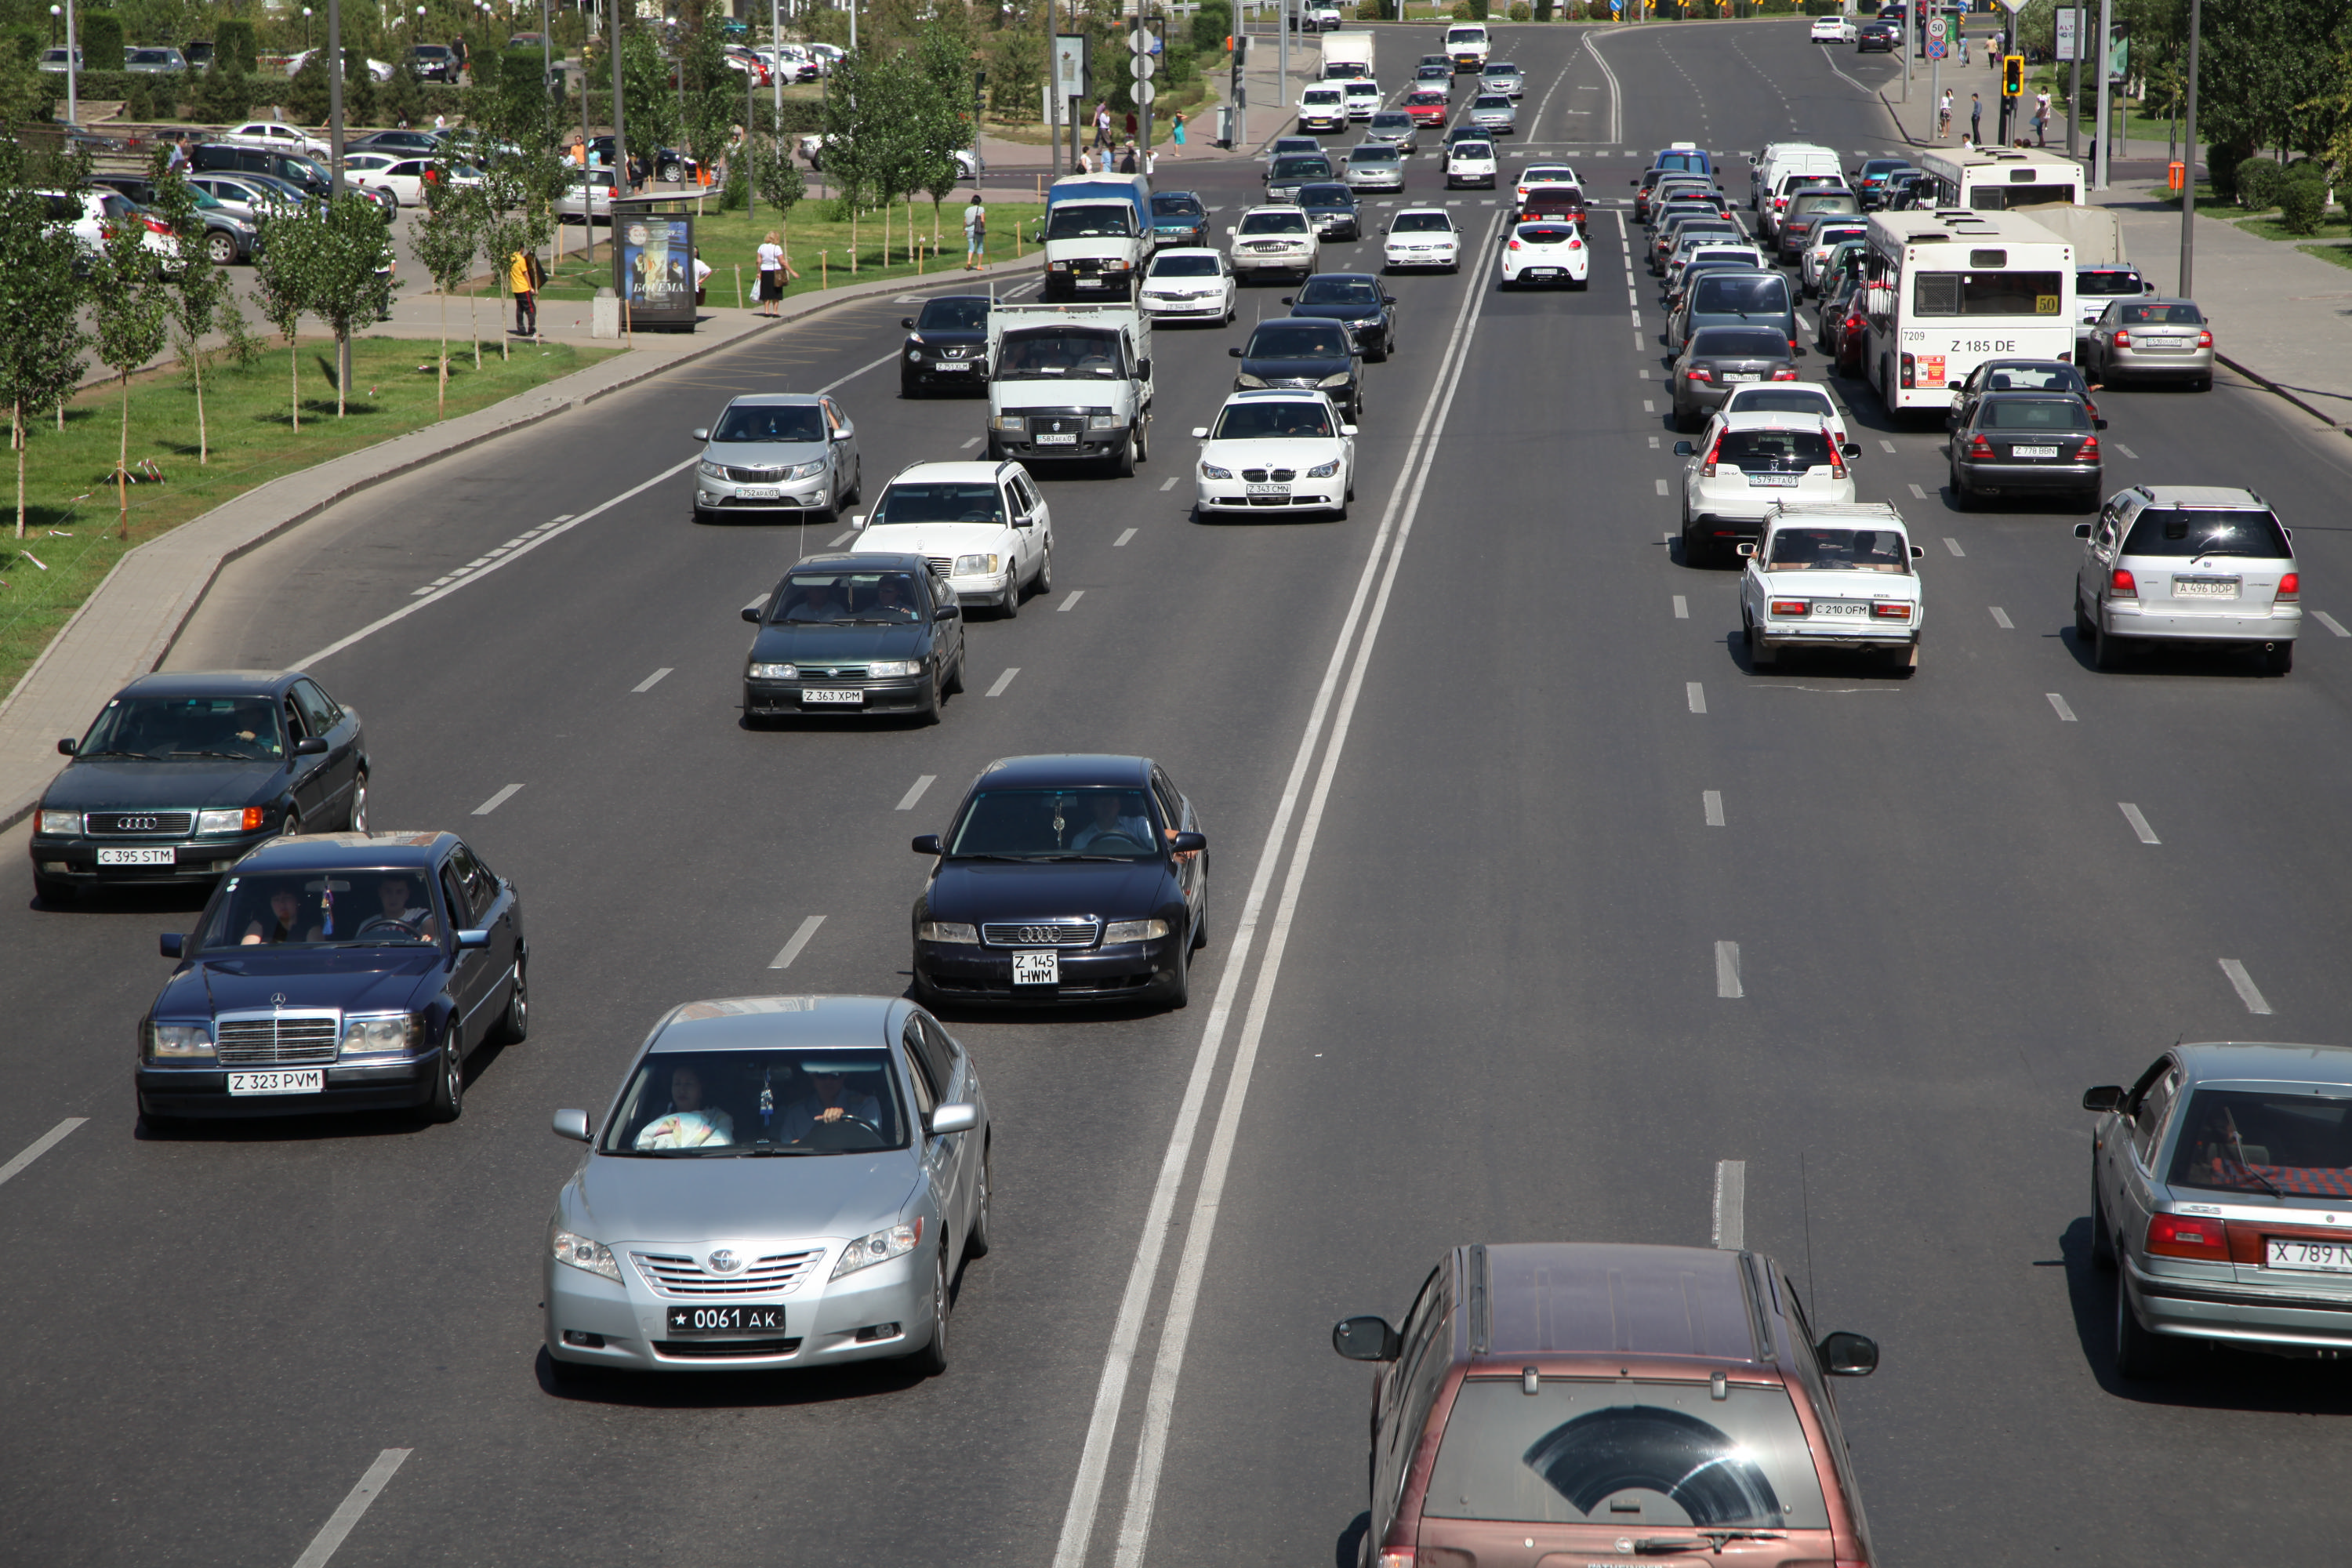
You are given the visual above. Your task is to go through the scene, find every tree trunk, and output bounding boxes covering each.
[290,339,301,432]
[884,200,891,267]
[14,398,24,539]
[469,289,481,370]
[193,344,208,464]
[499,268,510,363]
[116,371,130,540]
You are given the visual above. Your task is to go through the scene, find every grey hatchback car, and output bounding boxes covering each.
[691,392,862,523]
[2087,1042,2352,1377]
[545,995,991,1379]
[2073,484,2299,673]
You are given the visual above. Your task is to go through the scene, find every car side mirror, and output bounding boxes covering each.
[1840,441,1860,458]
[1168,830,1207,855]
[1229,347,1243,358]
[1340,423,1358,437]
[1735,542,1756,557]
[1137,358,1151,379]
[2083,1084,2126,1113]
[1817,1331,1879,1377]
[2073,523,2093,540]
[742,605,761,622]
[56,737,76,756]
[848,514,865,529]
[691,426,709,441]
[900,316,916,328]
[1279,295,1294,305]
[934,601,958,619]
[159,931,183,959]
[2094,418,2108,430]
[1672,441,1695,456]
[911,833,942,855]
[292,735,328,757]
[455,927,491,951]
[1909,544,1925,559]
[1191,426,1210,439]
[831,426,853,441]
[551,1108,592,1143]
[927,1102,978,1135]
[1332,1314,1403,1362]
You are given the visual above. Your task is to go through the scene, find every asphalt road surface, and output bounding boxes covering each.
[8,20,2352,1568]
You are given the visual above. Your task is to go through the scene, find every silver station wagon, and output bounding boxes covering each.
[2073,484,2299,674]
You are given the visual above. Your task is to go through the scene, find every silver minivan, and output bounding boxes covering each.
[2073,484,2299,673]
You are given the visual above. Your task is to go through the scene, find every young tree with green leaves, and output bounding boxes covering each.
[915,17,977,246]
[750,132,806,264]
[307,193,397,416]
[252,200,319,431]
[89,213,172,539]
[0,183,86,539]
[412,180,482,413]
[621,24,684,162]
[144,154,232,465]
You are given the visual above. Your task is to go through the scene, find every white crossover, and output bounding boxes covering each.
[1228,205,1319,281]
[850,460,1054,617]
[1671,411,1860,565]
[1497,220,1591,289]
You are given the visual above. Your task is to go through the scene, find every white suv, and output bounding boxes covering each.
[851,461,1054,619]
[2072,485,2301,674]
[1228,205,1319,282]
[1671,411,1860,565]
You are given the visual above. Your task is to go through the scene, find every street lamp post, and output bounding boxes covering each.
[48,4,57,45]
[62,0,75,126]
[2178,0,2200,296]
[328,0,350,399]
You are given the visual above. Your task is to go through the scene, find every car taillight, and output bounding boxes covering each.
[2278,572,2299,600]
[1700,436,1722,477]
[2197,329,2213,347]
[1569,238,1582,249]
[2078,437,2099,461]
[1872,601,1911,619]
[143,216,170,234]
[2111,567,2137,597]
[1770,599,1809,617]
[1773,366,1798,380]
[1375,1553,1415,1568]
[1969,435,1995,458]
[1899,352,1915,389]
[2112,329,2130,347]
[1507,238,1520,249]
[1686,367,1712,382]
[2147,1212,2230,1261]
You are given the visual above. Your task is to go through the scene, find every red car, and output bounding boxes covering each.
[1403,89,1449,127]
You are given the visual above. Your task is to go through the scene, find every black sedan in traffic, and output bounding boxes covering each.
[900,294,992,396]
[909,754,1208,1009]
[1231,318,1365,422]
[1283,273,1398,361]
[1297,182,1362,243]
[139,829,528,1127]
[1949,391,2106,511]
[30,670,367,907]
[740,553,967,724]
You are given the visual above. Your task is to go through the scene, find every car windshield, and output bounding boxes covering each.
[2167,1087,2352,1196]
[1474,96,1510,110]
[1516,224,1577,245]
[1298,277,1381,307]
[1348,148,1399,166]
[1690,328,1791,358]
[601,1048,909,1156]
[1982,397,2091,430]
[1214,400,1336,439]
[201,867,441,949]
[1719,428,1835,473]
[2121,507,2291,560]
[1452,143,1494,160]
[869,481,1004,528]
[2079,269,2146,295]
[1240,210,1309,236]
[1408,92,1445,105]
[1047,204,1134,239]
[1393,212,1454,233]
[713,404,824,443]
[916,298,989,331]
[1423,1379,1831,1530]
[1150,253,1220,277]
[2118,302,2204,325]
[1272,157,1330,180]
[1767,525,1908,570]
[947,786,1164,860]
[766,568,925,623]
[1692,275,1790,315]
[1300,183,1354,207]
[1370,113,1410,129]
[78,694,282,761]
[1247,321,1349,358]
[1726,387,1833,419]
[1150,193,1203,216]
[998,326,1123,377]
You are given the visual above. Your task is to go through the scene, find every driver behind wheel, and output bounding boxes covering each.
[781,1062,880,1144]
[1069,791,1152,851]
[372,873,439,940]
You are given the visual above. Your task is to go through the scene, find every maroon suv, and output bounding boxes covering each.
[1334,1242,1881,1568]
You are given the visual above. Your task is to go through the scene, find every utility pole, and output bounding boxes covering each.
[2065,0,2081,157]
[610,0,628,212]
[63,0,74,125]
[2179,0,2199,296]
[2092,0,2111,187]
[1276,0,1286,120]
[328,0,351,397]
[1047,0,1060,178]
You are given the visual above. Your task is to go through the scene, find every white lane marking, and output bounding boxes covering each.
[1703,789,1725,827]
[1713,1160,1747,1249]
[1629,309,1642,325]
[631,667,672,693]
[1058,590,1084,612]
[1878,438,1897,454]
[2315,612,2350,637]
[1908,483,1929,500]
[2119,803,2161,844]
[1686,681,1707,713]
[1157,477,1178,492]
[298,350,901,669]
[1715,941,1743,999]
[472,783,524,815]
[1635,334,1646,350]
[1944,537,1965,557]
[550,514,575,523]
[896,775,936,811]
[1114,528,1137,547]
[1672,594,1689,619]
[829,530,853,546]
[1583,29,1624,143]
[1654,478,1669,495]
[1643,399,1656,413]
[2047,692,2078,722]
[1988,606,2013,629]
[1648,436,1660,449]
[1091,211,1511,1568]
[289,1449,412,1568]
[985,667,1020,697]
[0,1117,86,1190]
[2114,442,2140,459]
[2220,959,2274,1015]
[768,915,826,970]
[1639,368,1650,379]
[960,437,982,449]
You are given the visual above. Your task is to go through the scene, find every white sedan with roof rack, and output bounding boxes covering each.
[1191,389,1356,521]
[1737,501,1925,673]
[1382,208,1462,272]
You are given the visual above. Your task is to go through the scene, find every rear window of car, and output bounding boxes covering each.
[2121,507,2291,560]
[1691,274,1791,316]
[1515,225,1577,244]
[1911,270,2065,318]
[1690,327,1792,358]
[1423,1379,1831,1530]
[1151,193,1204,216]
[2166,1087,2352,1196]
[1726,387,1834,419]
[1370,112,1411,129]
[2078,268,2146,295]
[2118,302,2205,325]
[1719,428,1835,472]
[1982,398,2092,430]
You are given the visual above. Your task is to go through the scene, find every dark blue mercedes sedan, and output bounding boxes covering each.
[908,755,1207,1010]
[138,830,528,1127]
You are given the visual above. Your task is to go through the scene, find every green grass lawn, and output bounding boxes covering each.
[0,336,618,703]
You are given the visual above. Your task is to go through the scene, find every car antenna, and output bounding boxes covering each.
[1798,1149,1819,1314]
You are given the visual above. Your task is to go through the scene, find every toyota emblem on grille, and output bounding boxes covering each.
[708,1249,742,1273]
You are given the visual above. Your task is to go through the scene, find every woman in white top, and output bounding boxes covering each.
[755,232,785,316]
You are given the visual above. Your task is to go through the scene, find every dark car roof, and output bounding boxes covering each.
[791,550,930,573]
[118,670,298,699]
[1471,1243,1766,1366]
[231,829,456,873]
[975,753,1154,789]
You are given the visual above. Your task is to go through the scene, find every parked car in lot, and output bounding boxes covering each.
[739,553,968,723]
[2083,297,2216,390]
[556,167,616,224]
[31,670,367,906]
[138,829,526,1127]
[125,45,189,74]
[2072,484,2299,673]
[93,175,258,265]
[339,151,481,210]
[408,42,459,81]
[1191,387,1356,521]
[1948,390,2105,510]
[1673,412,1858,563]
[1333,1243,1881,1568]
[1736,501,1923,672]
[218,120,332,158]
[543,993,990,1379]
[691,392,861,524]
[848,459,1053,620]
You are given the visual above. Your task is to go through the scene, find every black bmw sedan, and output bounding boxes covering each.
[30,670,367,907]
[740,553,967,724]
[139,830,528,1127]
[1282,273,1398,361]
[899,294,992,397]
[1230,318,1363,423]
[909,755,1208,1009]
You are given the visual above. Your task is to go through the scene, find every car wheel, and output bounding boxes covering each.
[942,648,967,695]
[280,809,299,838]
[964,1139,993,1258]
[343,770,369,833]
[842,462,862,507]
[205,230,238,267]
[1948,464,1974,510]
[1135,421,1150,463]
[900,377,921,399]
[1191,903,1209,949]
[1034,543,1053,595]
[490,955,529,1044]
[1883,641,1917,677]
[659,161,684,183]
[998,579,1019,620]
[2075,593,2097,645]
[2112,1278,2171,1380]
[1112,431,1137,477]
[426,1026,465,1123]
[34,873,72,908]
[1673,404,1700,435]
[1163,933,1190,1010]
[2263,641,2294,676]
[906,1250,950,1376]
[2090,1163,2116,1269]
[916,670,942,726]
[1746,619,1777,668]
[2092,621,2125,671]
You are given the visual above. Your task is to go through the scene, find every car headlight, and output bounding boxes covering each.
[147,1022,214,1059]
[1102,918,1169,942]
[1200,461,1234,479]
[906,349,923,362]
[1306,459,1341,478]
[919,920,979,944]
[551,1228,621,1283]
[832,1220,920,1279]
[1318,373,1352,389]
[196,806,267,835]
[1048,260,1070,270]
[784,459,826,481]
[37,809,78,835]
[954,554,1000,576]
[341,1012,420,1056]
[989,414,1025,432]
[1350,316,1380,329]
[1235,374,1268,389]
[697,459,725,480]
[748,661,797,680]
[868,659,923,677]
[1103,258,1130,270]
[1088,413,1121,430]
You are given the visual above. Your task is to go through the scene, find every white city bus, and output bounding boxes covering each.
[1915,145,2087,210]
[1860,208,2078,414]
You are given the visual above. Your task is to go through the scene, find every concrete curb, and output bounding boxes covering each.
[0,255,1043,834]
[2216,353,2352,436]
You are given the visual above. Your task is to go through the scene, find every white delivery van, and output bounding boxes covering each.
[1320,30,1374,81]
[1444,22,1490,73]
[1298,82,1348,134]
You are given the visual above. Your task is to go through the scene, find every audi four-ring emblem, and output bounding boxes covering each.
[118,815,158,831]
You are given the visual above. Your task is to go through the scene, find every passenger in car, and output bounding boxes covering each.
[241,884,318,945]
[633,1065,736,1149]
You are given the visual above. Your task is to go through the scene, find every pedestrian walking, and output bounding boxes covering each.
[1938,89,1953,139]
[1969,92,1983,144]
[509,247,544,339]
[1171,111,1187,154]
[756,230,785,316]
[1124,111,1138,144]
[963,193,987,270]
[1094,101,1112,151]
[691,247,711,308]
[1118,142,1138,174]
[1077,147,1094,174]
[433,112,448,132]
[2032,89,2050,146]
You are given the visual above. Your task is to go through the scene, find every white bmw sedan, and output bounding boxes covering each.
[1497,220,1590,289]
[1383,208,1462,272]
[1192,389,1356,521]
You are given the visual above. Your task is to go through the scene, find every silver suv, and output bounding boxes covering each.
[2073,485,2299,673]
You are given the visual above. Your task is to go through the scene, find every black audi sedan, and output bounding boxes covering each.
[1282,273,1398,362]
[1230,318,1364,423]
[31,670,367,907]
[740,553,967,724]
[139,830,527,1127]
[899,294,991,397]
[909,754,1208,1010]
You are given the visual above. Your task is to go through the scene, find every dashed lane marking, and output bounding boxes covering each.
[2220,958,2273,1015]
[2047,693,2078,722]
[2119,803,2161,844]
[472,783,524,815]
[897,775,937,811]
[1944,537,1965,557]
[1715,941,1743,999]
[1686,681,1707,714]
[1114,528,1137,546]
[1703,789,1725,826]
[768,916,827,970]
[1988,607,2012,629]
[631,667,672,692]
[985,667,1020,697]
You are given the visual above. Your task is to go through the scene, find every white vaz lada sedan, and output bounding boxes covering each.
[1192,388,1357,521]
[1736,501,1926,675]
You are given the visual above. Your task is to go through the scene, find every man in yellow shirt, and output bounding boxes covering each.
[510,249,545,339]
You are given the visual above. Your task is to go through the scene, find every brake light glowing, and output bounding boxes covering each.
[1686,368,1712,382]
[1771,367,1798,381]
[1969,435,1994,459]
[2197,329,2213,347]
[2112,329,2131,347]
[2278,572,2299,600]
[1871,601,1911,619]
[1569,238,1581,249]
[1769,599,1809,617]
[2147,1212,2230,1261]
[2111,567,2137,597]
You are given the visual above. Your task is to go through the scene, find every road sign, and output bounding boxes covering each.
[1926,38,1947,58]
[1926,16,1945,40]
[2054,8,2078,60]
[1134,79,1156,106]
[1129,28,1151,53]
[1130,52,1156,79]
[1994,0,2028,12]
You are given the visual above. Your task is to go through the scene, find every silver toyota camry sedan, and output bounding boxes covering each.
[543,994,990,1380]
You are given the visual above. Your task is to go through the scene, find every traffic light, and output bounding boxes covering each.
[2002,54,2024,97]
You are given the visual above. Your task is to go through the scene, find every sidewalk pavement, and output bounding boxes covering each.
[0,251,1043,833]
[1877,77,2352,434]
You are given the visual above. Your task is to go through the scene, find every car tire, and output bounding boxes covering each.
[2075,593,2097,645]
[2263,641,2294,676]
[1948,464,1974,510]
[916,670,942,726]
[659,161,684,183]
[943,649,967,695]
[1135,421,1150,463]
[2112,1278,2172,1380]
[1747,619,1777,668]
[426,1026,465,1123]
[34,873,73,908]
[842,463,861,507]
[998,579,1018,620]
[489,955,529,1044]
[2092,621,2125,671]
[205,230,238,267]
[964,1139,993,1259]
[2090,1164,2117,1269]
[280,809,300,838]
[346,770,369,832]
[1673,404,1700,435]
[906,1250,950,1376]
[1884,641,1917,677]
[1034,543,1053,595]
[1112,431,1137,477]
[1163,932,1190,1010]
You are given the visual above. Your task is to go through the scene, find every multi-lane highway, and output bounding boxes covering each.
[8,19,2352,1567]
